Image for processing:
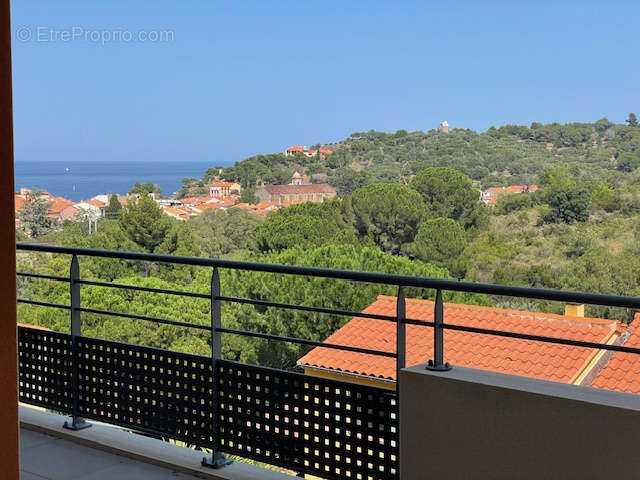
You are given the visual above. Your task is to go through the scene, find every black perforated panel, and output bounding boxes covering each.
[18,326,73,413]
[216,360,399,480]
[18,328,399,479]
[76,336,214,447]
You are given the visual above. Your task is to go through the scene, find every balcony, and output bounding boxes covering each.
[15,243,640,479]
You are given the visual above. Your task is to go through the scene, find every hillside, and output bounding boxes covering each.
[208,118,640,196]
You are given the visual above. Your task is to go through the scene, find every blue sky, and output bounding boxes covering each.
[10,1,640,165]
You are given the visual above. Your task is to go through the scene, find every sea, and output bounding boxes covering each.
[14,160,218,202]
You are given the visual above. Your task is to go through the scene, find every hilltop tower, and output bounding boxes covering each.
[440,120,450,134]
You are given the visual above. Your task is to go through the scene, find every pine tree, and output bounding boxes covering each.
[18,191,55,237]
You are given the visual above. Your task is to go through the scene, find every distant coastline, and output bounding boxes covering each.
[14,160,219,202]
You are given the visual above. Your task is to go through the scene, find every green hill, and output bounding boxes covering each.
[207,118,640,196]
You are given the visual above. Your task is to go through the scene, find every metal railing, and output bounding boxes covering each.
[15,242,640,479]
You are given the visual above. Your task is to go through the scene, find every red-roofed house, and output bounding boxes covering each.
[85,199,106,217]
[285,145,306,156]
[46,197,75,220]
[481,184,538,205]
[286,145,334,159]
[298,295,624,390]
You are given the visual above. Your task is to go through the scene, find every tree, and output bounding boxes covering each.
[155,222,203,283]
[538,168,591,224]
[177,178,207,198]
[128,182,163,197]
[496,192,535,214]
[627,113,638,127]
[190,208,263,257]
[222,243,487,368]
[104,194,123,219]
[238,187,258,205]
[342,183,425,254]
[409,167,485,229]
[328,169,371,196]
[18,191,55,237]
[254,200,351,252]
[410,218,469,278]
[616,152,640,172]
[543,185,591,224]
[119,196,173,252]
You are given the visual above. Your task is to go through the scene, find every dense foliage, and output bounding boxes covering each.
[19,117,640,372]
[214,118,640,196]
[18,191,54,237]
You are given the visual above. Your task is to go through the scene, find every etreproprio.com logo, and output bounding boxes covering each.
[15,26,175,45]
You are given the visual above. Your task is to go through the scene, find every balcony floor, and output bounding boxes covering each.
[20,428,207,480]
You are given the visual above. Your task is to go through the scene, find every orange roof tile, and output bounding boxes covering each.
[298,295,620,383]
[48,197,74,214]
[487,185,538,195]
[232,202,253,210]
[286,145,306,152]
[85,199,106,208]
[590,316,640,394]
[254,201,280,209]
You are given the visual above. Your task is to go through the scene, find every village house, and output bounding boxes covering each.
[255,183,337,205]
[481,184,538,205]
[285,145,334,159]
[298,295,627,391]
[209,181,241,199]
[14,188,75,222]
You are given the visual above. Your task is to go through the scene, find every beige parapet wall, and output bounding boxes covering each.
[400,364,640,480]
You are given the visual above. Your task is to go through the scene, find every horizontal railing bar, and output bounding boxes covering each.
[216,327,397,358]
[78,279,210,299]
[404,318,436,327]
[17,243,640,308]
[17,298,71,310]
[17,272,70,282]
[216,295,399,322]
[78,307,210,331]
[441,323,640,355]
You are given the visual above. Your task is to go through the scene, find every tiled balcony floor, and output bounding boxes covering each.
[20,428,201,480]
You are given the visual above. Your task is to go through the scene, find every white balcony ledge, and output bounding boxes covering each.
[19,405,295,480]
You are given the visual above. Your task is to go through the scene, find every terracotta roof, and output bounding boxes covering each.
[590,316,640,394]
[232,202,252,210]
[286,145,306,152]
[48,197,74,214]
[180,196,215,205]
[486,185,538,195]
[254,201,280,209]
[85,199,106,208]
[298,295,621,383]
[259,184,336,195]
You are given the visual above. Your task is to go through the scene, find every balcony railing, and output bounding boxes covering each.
[15,243,640,480]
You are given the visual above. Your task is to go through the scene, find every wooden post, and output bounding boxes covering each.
[0,1,20,477]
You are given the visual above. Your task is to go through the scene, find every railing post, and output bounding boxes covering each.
[63,254,91,430]
[426,289,452,371]
[202,267,232,468]
[396,285,406,382]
